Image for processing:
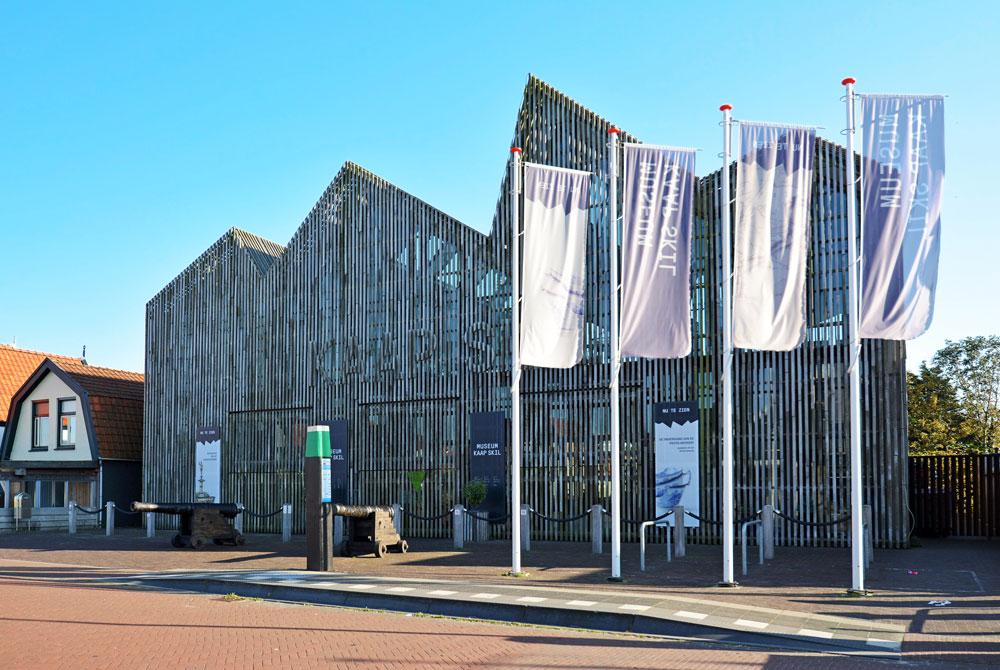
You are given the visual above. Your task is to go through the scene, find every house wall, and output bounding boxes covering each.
[9,373,91,462]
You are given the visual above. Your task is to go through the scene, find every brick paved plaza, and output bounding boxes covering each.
[0,531,997,668]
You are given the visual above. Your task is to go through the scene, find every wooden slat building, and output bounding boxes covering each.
[144,75,908,548]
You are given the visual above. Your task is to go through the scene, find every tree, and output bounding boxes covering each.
[932,336,1000,453]
[907,363,967,454]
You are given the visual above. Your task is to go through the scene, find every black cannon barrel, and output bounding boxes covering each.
[132,501,242,518]
[331,504,394,519]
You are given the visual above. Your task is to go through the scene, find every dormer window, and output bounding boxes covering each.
[32,400,49,449]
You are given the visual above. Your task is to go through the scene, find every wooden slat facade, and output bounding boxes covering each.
[144,75,909,547]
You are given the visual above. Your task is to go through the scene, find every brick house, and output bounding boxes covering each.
[0,352,143,529]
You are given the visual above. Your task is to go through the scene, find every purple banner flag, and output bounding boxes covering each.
[733,122,816,351]
[620,144,696,358]
[520,162,591,368]
[860,95,945,340]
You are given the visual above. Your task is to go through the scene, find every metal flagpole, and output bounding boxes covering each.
[841,77,866,593]
[719,104,737,586]
[607,127,622,581]
[510,146,523,576]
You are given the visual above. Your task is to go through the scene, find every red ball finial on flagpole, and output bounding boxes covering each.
[511,147,522,154]
[719,104,732,111]
[608,126,620,134]
[841,77,856,86]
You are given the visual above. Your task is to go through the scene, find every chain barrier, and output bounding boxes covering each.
[527,508,590,523]
[242,507,284,519]
[71,503,104,515]
[773,509,851,528]
[115,508,142,517]
[465,509,510,524]
[400,507,454,522]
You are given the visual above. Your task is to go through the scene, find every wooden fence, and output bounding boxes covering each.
[909,454,1000,539]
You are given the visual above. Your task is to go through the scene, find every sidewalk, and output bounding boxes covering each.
[1,531,997,665]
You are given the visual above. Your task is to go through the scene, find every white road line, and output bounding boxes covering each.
[426,590,458,596]
[387,587,415,593]
[619,604,650,612]
[470,593,500,599]
[347,584,376,590]
[516,596,547,603]
[674,610,708,620]
[867,638,898,649]
[565,600,597,607]
[797,628,834,639]
[734,619,769,629]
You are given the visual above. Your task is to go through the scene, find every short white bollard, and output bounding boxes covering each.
[68,504,77,534]
[520,504,531,552]
[672,506,685,558]
[234,503,244,534]
[392,503,402,536]
[453,504,465,549]
[333,514,345,553]
[105,501,115,536]
[281,503,293,542]
[762,504,775,560]
[146,511,156,538]
[863,504,873,568]
[590,504,603,554]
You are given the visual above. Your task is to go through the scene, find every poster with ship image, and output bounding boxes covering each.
[653,402,700,527]
[194,426,222,503]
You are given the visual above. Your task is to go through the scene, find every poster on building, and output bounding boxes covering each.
[323,419,349,504]
[652,403,700,527]
[469,411,507,520]
[194,426,221,503]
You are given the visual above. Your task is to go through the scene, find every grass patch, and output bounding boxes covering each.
[221,592,261,602]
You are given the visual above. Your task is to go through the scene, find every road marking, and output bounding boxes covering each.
[798,628,834,639]
[674,610,708,620]
[516,596,547,603]
[347,584,376,590]
[427,590,457,596]
[867,638,898,649]
[734,619,769,629]
[565,600,597,607]
[387,587,415,593]
[619,604,650,612]
[470,593,500,599]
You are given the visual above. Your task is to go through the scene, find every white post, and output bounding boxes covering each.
[235,503,244,534]
[673,505,686,558]
[842,76,866,593]
[391,502,402,536]
[146,511,155,538]
[105,501,115,536]
[510,147,523,575]
[719,104,737,586]
[608,127,623,581]
[453,504,465,549]
[520,503,531,552]
[590,504,603,554]
[68,504,77,534]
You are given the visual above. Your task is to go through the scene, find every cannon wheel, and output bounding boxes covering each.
[235,534,246,546]
[375,542,387,558]
[171,534,186,549]
[394,540,409,554]
[191,535,207,550]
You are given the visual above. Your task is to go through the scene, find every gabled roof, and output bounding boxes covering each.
[0,358,144,463]
[0,345,84,424]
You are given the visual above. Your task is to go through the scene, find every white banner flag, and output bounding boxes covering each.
[733,122,816,351]
[620,144,696,359]
[860,95,945,340]
[520,162,591,368]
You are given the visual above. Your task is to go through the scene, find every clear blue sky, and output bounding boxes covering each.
[1,2,995,373]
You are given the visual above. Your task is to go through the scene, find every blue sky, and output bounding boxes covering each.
[1,2,995,373]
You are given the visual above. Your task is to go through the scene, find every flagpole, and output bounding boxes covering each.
[510,146,523,576]
[607,127,622,581]
[719,104,737,587]
[841,77,866,593]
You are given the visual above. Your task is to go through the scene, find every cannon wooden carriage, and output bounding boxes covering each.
[333,504,408,557]
[133,502,245,549]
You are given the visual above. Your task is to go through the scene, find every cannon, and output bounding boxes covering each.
[133,502,245,549]
[332,504,408,557]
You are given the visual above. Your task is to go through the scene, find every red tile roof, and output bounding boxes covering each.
[0,345,84,423]
[57,362,144,461]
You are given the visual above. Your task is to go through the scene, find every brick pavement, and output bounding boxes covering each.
[0,571,920,669]
[1,530,997,666]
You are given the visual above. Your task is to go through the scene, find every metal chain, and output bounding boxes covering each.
[243,507,284,519]
[773,509,851,528]
[400,507,454,522]
[71,503,104,515]
[464,510,510,524]
[528,508,590,523]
